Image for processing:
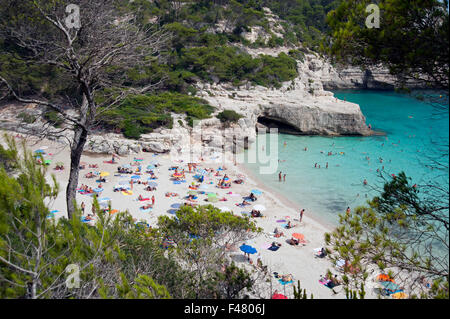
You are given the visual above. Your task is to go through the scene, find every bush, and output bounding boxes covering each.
[43,109,64,127]
[98,92,214,139]
[17,112,36,124]
[217,110,243,125]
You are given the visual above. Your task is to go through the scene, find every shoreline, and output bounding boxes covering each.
[236,162,336,232]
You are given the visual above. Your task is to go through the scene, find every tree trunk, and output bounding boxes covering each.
[66,126,88,219]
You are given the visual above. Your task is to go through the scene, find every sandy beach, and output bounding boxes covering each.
[2,132,379,299]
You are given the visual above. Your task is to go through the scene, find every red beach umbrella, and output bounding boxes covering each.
[271,293,288,299]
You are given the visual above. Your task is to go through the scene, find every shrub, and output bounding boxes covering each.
[43,109,64,127]
[17,112,36,124]
[217,110,243,125]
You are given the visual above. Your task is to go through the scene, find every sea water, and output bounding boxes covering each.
[243,90,449,227]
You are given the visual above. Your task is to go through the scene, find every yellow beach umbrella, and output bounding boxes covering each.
[100,172,110,177]
[392,292,408,299]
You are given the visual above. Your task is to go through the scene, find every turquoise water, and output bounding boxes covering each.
[243,90,449,226]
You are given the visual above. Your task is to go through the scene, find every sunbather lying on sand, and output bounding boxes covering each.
[251,210,262,217]
[165,192,178,197]
[141,203,153,210]
[273,227,284,237]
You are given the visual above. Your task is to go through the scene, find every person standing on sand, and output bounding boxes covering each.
[130,179,134,190]
[283,174,286,182]
[279,171,282,182]
[81,202,85,214]
[151,195,155,206]
[300,209,305,222]
[346,207,351,215]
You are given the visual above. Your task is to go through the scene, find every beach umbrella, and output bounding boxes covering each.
[239,244,257,255]
[251,189,262,195]
[271,293,288,299]
[99,171,110,177]
[134,158,143,162]
[171,203,182,209]
[147,181,158,187]
[292,233,305,240]
[34,149,45,154]
[253,204,266,211]
[392,292,408,299]
[167,209,178,215]
[93,188,103,193]
[131,175,141,179]
[380,281,400,291]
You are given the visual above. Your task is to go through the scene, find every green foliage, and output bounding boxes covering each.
[157,204,261,298]
[98,92,214,139]
[325,171,449,299]
[17,112,37,124]
[43,109,64,128]
[293,280,313,299]
[325,0,449,89]
[217,110,244,125]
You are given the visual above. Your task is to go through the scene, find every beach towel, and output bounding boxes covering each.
[278,279,293,285]
[103,160,115,164]
[122,190,133,196]
[268,245,280,251]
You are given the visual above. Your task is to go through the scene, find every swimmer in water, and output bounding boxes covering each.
[363,179,368,185]
[283,141,287,147]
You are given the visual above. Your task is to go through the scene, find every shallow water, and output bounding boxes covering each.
[243,90,449,226]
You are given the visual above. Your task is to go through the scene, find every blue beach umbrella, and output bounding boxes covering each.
[131,175,141,179]
[380,281,400,292]
[240,244,257,255]
[34,149,45,154]
[94,188,103,193]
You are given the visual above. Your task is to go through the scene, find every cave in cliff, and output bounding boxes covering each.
[256,116,303,135]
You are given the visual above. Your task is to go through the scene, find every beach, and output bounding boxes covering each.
[2,132,380,299]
